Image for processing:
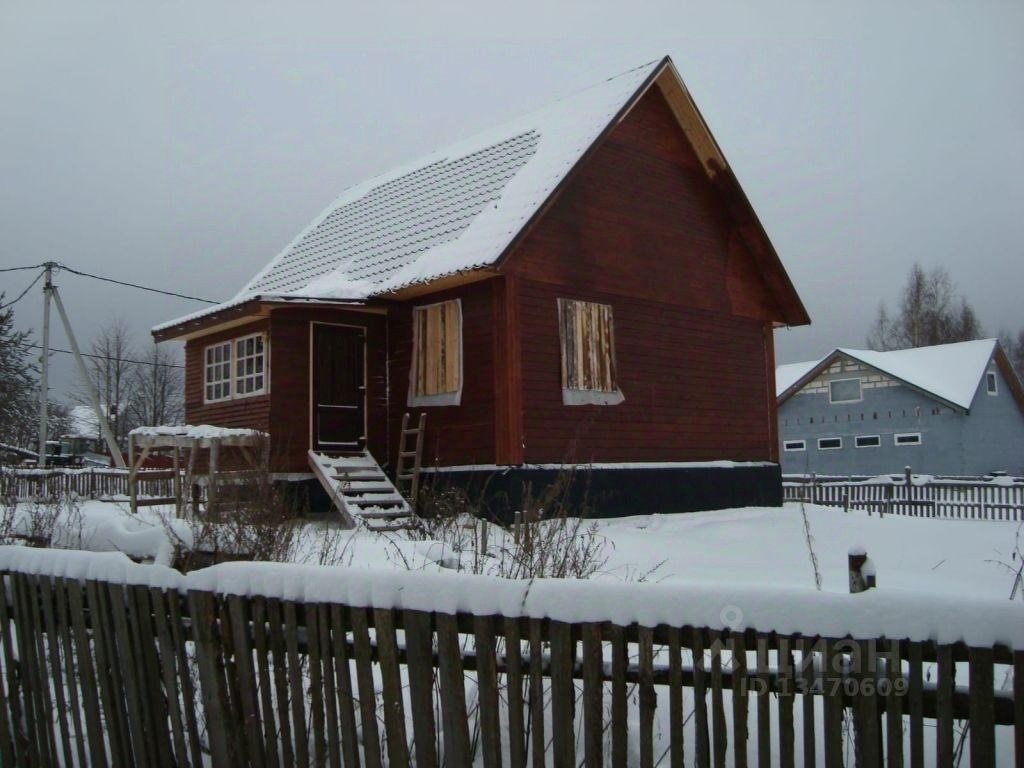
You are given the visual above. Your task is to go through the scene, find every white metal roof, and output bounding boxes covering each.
[157,59,662,332]
[777,339,999,410]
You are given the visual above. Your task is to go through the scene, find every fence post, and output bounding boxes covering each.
[811,473,817,505]
[849,547,876,593]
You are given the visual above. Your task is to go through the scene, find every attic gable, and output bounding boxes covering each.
[777,339,1017,413]
[155,56,809,338]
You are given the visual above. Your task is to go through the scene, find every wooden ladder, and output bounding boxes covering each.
[395,413,426,509]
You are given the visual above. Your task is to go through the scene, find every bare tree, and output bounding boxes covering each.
[72,317,138,443]
[127,343,184,428]
[999,328,1024,379]
[867,263,984,350]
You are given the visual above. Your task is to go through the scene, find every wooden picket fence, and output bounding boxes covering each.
[0,468,176,502]
[784,472,1024,521]
[0,557,1020,767]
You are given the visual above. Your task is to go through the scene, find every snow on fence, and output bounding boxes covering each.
[1,467,176,502]
[0,547,1021,767]
[784,471,1024,521]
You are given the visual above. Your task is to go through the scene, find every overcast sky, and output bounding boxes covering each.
[2,0,1022,399]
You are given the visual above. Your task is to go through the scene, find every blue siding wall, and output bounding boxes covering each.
[961,365,1024,474]
[778,356,1024,476]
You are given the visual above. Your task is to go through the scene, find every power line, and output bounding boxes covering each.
[56,264,218,304]
[0,264,47,273]
[27,343,184,369]
[0,269,44,310]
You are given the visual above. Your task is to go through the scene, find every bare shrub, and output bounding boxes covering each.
[401,465,609,580]
[167,441,305,572]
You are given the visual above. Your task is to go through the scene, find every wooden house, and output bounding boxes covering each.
[154,56,809,517]
[777,339,1024,477]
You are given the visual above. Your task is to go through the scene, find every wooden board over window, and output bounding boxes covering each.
[558,298,623,405]
[410,299,462,406]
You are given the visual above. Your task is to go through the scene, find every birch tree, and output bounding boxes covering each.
[867,264,984,351]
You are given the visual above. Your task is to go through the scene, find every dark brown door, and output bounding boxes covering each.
[313,324,366,451]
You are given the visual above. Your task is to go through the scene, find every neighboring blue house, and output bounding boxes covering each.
[776,339,1024,476]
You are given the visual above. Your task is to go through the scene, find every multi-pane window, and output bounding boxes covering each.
[204,342,232,402]
[410,300,462,404]
[558,299,621,404]
[203,334,267,403]
[234,334,266,395]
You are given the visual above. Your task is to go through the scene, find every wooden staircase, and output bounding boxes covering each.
[308,450,416,532]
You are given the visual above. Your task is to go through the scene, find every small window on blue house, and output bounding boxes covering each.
[817,437,842,450]
[829,378,862,403]
[783,440,806,452]
[855,435,880,448]
[987,371,998,396]
[894,432,921,446]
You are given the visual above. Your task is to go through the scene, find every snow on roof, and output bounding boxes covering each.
[129,425,266,439]
[777,339,998,410]
[157,59,663,331]
[775,360,819,397]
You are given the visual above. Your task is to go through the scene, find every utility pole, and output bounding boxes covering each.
[36,263,54,467]
[50,282,126,468]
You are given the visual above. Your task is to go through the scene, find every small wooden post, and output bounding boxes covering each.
[128,436,137,515]
[811,472,817,504]
[172,447,182,518]
[849,547,876,593]
[843,491,850,514]
[207,438,220,516]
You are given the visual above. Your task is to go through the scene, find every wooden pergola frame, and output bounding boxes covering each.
[128,430,269,517]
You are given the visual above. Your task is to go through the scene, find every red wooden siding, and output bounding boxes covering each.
[268,308,388,473]
[504,86,777,463]
[388,281,497,468]
[184,320,272,436]
[184,309,389,474]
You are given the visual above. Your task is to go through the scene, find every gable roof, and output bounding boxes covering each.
[776,339,1001,411]
[156,56,809,337]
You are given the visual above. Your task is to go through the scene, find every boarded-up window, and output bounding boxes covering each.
[558,299,619,394]
[411,300,462,401]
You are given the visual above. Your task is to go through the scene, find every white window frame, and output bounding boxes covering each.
[828,377,862,404]
[203,333,269,404]
[855,435,881,449]
[557,298,624,406]
[894,432,922,446]
[203,341,233,403]
[233,333,268,397]
[817,437,843,450]
[987,371,998,396]
[783,440,806,452]
[408,299,463,408]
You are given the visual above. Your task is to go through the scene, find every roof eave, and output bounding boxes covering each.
[777,348,970,413]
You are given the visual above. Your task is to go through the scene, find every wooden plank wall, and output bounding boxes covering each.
[0,566,1018,767]
[269,308,388,472]
[184,319,271,437]
[503,84,779,464]
[389,281,498,468]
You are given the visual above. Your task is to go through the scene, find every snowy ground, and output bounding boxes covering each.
[14,498,1020,601]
